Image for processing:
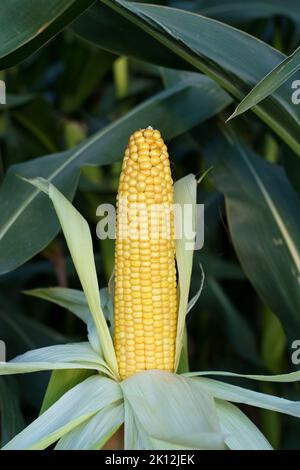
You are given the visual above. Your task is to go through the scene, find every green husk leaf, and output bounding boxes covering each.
[3,376,122,450]
[174,174,197,370]
[186,263,205,314]
[123,398,152,450]
[0,343,110,376]
[22,177,118,378]
[55,403,124,449]
[192,377,300,418]
[121,370,225,450]
[40,369,94,414]
[184,369,300,382]
[216,400,272,450]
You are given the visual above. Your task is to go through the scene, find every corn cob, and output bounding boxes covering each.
[114,128,177,380]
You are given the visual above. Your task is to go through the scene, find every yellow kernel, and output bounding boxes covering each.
[131,152,138,161]
[138,143,149,151]
[128,193,137,202]
[138,149,149,157]
[151,157,161,166]
[144,129,154,138]
[140,161,152,170]
[134,131,143,139]
[150,149,160,158]
[137,181,146,192]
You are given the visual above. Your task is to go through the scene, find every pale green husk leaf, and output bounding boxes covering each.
[55,403,124,449]
[3,376,122,450]
[174,174,197,370]
[121,370,225,450]
[216,400,272,450]
[184,370,300,382]
[0,343,111,375]
[192,377,300,417]
[23,177,118,377]
[123,397,152,450]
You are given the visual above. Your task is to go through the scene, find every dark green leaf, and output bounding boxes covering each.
[0,94,35,111]
[283,148,300,197]
[0,0,96,70]
[198,253,245,280]
[261,308,286,374]
[59,40,115,113]
[72,2,186,69]
[207,277,260,365]
[0,309,65,353]
[11,97,60,154]
[205,132,300,339]
[0,377,25,446]
[198,0,300,23]
[93,1,300,156]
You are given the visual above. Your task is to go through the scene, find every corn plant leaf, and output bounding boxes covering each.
[229,46,300,119]
[74,0,300,69]
[0,343,110,376]
[96,0,300,156]
[0,0,96,70]
[72,2,186,70]
[23,177,118,377]
[121,370,225,450]
[2,375,122,450]
[192,377,300,418]
[0,75,231,275]
[215,400,272,450]
[55,403,124,449]
[174,174,197,370]
[205,133,300,338]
